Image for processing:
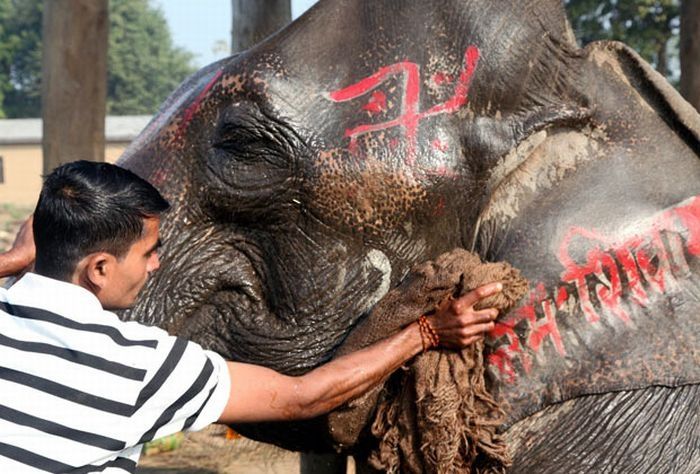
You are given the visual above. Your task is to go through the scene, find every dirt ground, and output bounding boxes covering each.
[0,206,352,474]
[136,426,302,474]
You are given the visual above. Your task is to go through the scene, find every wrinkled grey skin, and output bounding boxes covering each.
[119,0,700,471]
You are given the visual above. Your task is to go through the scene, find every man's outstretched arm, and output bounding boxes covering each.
[218,282,501,424]
[0,215,501,425]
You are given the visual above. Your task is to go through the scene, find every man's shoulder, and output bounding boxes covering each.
[6,272,107,321]
[110,314,174,343]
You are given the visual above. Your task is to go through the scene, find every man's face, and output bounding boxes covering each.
[100,217,161,310]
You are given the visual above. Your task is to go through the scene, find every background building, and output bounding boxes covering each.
[0,116,151,207]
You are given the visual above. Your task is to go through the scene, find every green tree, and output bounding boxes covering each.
[108,0,195,115]
[0,0,43,118]
[0,0,15,118]
[0,0,196,118]
[565,0,680,81]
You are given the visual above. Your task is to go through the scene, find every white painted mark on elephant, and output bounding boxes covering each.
[359,249,393,313]
[488,130,548,189]
[478,127,605,228]
[469,130,546,250]
[329,243,348,297]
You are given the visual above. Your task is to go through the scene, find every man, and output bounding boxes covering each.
[0,161,501,473]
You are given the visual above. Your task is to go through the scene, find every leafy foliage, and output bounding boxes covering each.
[565,0,680,81]
[107,0,196,115]
[0,0,196,118]
[0,0,43,118]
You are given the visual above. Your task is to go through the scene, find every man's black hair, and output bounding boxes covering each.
[33,160,170,281]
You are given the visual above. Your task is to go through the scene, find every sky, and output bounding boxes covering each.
[154,0,319,67]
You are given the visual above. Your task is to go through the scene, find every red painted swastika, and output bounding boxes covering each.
[362,91,388,115]
[328,46,480,165]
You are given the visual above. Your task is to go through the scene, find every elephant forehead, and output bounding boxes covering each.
[156,71,250,150]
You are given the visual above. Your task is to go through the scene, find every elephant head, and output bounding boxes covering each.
[120,0,700,470]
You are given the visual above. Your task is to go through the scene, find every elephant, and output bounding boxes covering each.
[119,0,700,472]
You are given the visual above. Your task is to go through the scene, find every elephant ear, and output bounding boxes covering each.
[470,34,700,429]
[471,40,700,258]
[587,41,700,152]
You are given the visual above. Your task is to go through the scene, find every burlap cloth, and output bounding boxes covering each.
[327,248,528,473]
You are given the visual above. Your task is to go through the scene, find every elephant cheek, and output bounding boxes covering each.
[310,149,429,237]
[121,226,266,355]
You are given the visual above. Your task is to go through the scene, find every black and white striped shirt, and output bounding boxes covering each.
[0,273,231,473]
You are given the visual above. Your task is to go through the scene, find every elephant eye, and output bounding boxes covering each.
[211,109,300,172]
[204,109,300,221]
[213,137,253,155]
[212,124,264,154]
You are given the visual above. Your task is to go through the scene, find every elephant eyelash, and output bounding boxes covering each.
[212,106,301,169]
[214,123,293,160]
[213,123,259,148]
[213,137,257,154]
[213,137,285,160]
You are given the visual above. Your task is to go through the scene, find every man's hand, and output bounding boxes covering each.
[218,281,503,424]
[429,282,502,349]
[0,215,35,278]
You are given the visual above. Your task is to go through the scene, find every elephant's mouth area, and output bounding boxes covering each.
[175,288,255,359]
[126,225,266,342]
[156,248,274,360]
[134,222,400,375]
[165,256,345,375]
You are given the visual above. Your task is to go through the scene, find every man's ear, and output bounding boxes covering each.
[81,252,116,291]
